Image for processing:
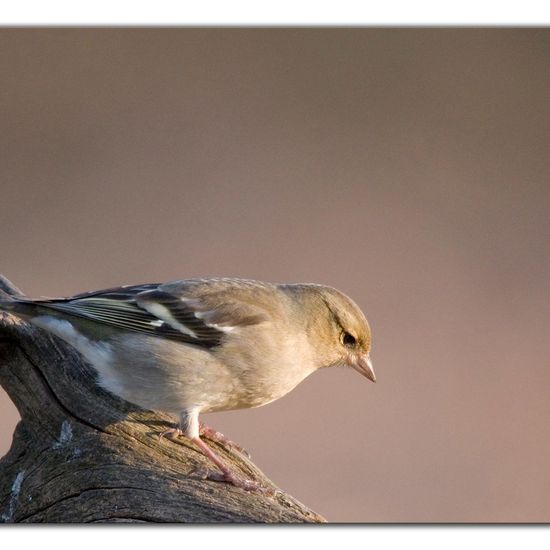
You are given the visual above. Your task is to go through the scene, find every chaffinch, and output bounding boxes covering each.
[0,277,375,492]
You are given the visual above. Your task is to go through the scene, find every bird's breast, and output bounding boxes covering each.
[206,330,316,412]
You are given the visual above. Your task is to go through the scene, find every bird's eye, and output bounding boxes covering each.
[341,331,357,347]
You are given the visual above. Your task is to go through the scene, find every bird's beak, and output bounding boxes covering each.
[351,354,376,383]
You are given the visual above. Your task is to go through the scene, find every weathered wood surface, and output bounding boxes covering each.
[0,276,325,523]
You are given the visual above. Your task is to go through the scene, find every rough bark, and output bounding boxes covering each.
[0,276,325,523]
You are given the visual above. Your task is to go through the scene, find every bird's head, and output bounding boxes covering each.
[287,284,376,383]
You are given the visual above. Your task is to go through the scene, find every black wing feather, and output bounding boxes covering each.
[38,283,225,348]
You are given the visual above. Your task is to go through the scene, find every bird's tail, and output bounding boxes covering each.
[0,275,49,320]
[0,298,43,320]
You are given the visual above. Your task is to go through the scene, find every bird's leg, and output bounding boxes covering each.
[199,422,251,458]
[161,410,267,493]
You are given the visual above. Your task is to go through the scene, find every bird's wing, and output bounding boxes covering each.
[33,279,271,348]
[153,278,273,330]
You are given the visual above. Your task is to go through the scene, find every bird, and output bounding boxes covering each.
[0,277,375,492]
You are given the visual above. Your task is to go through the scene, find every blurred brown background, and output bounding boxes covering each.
[1,28,549,522]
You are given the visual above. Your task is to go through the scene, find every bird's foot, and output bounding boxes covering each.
[159,424,270,494]
[190,436,273,495]
[199,423,251,458]
[196,467,274,495]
